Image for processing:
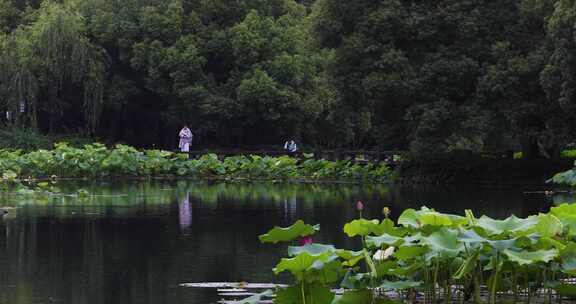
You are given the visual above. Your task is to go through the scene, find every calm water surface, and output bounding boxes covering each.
[0,181,565,304]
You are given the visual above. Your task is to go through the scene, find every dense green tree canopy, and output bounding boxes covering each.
[0,0,575,157]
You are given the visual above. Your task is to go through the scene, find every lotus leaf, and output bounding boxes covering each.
[393,246,427,261]
[308,257,345,284]
[274,251,343,284]
[373,218,405,236]
[379,280,421,290]
[457,228,518,251]
[536,237,566,251]
[343,219,380,237]
[502,249,559,265]
[398,208,420,228]
[550,204,576,234]
[336,249,364,267]
[421,228,464,257]
[259,220,319,243]
[288,244,336,257]
[398,207,465,228]
[275,284,334,304]
[365,234,404,248]
[340,270,371,290]
[535,214,563,237]
[274,252,327,277]
[386,261,425,277]
[560,243,576,274]
[331,290,372,304]
[551,203,576,218]
[476,215,538,236]
[419,213,453,226]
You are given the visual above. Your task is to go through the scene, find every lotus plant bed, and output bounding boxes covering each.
[0,143,391,182]
[234,204,576,304]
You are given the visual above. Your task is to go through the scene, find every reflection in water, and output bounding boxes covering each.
[0,181,562,304]
[179,192,192,233]
[283,195,298,223]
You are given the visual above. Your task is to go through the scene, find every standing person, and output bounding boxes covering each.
[179,125,193,153]
[284,139,298,153]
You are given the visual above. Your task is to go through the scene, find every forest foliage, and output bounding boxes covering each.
[0,0,575,158]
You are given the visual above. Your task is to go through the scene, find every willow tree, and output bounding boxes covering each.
[0,33,39,128]
[0,1,106,134]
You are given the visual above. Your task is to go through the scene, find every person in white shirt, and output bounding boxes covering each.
[179,125,193,152]
[284,139,298,153]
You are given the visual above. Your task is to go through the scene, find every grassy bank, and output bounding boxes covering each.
[0,143,391,182]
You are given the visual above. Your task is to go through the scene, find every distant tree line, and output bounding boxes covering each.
[0,0,574,158]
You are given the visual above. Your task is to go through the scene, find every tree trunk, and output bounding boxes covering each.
[520,137,542,160]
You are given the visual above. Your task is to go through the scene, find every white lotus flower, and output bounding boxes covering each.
[373,247,395,261]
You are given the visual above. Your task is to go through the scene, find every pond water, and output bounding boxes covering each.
[0,181,568,304]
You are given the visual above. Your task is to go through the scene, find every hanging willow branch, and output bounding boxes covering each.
[0,1,106,133]
[0,34,39,127]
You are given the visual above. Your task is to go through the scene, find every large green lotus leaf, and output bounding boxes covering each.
[398,207,464,228]
[419,213,453,226]
[275,251,343,284]
[458,228,488,244]
[393,246,427,261]
[233,290,273,304]
[398,208,420,228]
[387,260,425,277]
[561,215,576,235]
[343,219,380,237]
[502,249,559,265]
[560,242,576,274]
[379,280,422,290]
[259,220,319,243]
[276,284,334,304]
[421,228,464,257]
[340,270,370,290]
[331,290,372,304]
[336,249,364,267]
[274,252,331,277]
[343,218,403,237]
[550,204,576,235]
[535,214,563,237]
[365,234,403,248]
[489,239,518,252]
[375,260,399,277]
[476,215,538,236]
[458,228,518,251]
[288,244,336,257]
[551,203,576,218]
[308,257,344,284]
[372,218,405,236]
[536,237,566,251]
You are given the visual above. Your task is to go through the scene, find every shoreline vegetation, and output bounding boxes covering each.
[0,143,392,183]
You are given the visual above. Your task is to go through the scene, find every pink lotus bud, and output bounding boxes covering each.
[356,201,364,211]
[299,236,313,246]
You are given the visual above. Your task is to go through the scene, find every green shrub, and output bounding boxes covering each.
[0,127,93,151]
[0,127,52,150]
